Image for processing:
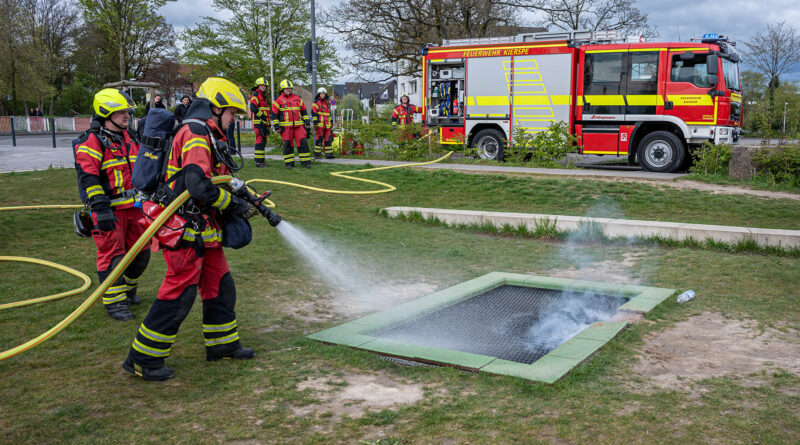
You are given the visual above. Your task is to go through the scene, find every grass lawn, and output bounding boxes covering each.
[1,164,798,444]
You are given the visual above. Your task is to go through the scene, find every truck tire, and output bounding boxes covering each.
[472,129,505,161]
[636,131,686,173]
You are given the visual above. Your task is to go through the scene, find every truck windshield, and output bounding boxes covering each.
[722,58,740,91]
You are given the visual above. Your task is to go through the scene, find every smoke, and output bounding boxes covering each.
[523,291,623,352]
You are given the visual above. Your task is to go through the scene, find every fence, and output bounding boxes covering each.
[1,115,256,148]
[1,116,255,134]
[0,116,95,134]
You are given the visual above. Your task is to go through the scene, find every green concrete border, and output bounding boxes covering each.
[308,273,675,383]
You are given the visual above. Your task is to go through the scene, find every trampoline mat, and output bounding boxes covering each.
[369,285,627,364]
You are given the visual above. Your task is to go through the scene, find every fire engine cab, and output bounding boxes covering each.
[421,30,742,172]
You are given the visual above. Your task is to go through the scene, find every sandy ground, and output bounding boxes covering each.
[633,312,800,394]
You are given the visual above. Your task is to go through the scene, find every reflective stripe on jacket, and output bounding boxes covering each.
[271,93,309,127]
[312,99,332,129]
[249,90,270,124]
[392,104,421,126]
[74,130,139,209]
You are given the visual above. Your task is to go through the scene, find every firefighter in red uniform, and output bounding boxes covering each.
[392,95,422,141]
[271,79,312,168]
[311,87,335,159]
[122,77,281,381]
[249,77,271,167]
[74,88,149,321]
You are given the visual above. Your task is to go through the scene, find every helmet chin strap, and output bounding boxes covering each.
[106,118,127,132]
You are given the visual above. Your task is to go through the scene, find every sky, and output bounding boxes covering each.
[158,0,800,82]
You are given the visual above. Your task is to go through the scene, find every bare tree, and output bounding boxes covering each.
[322,0,524,80]
[539,0,656,38]
[30,0,81,114]
[743,21,800,90]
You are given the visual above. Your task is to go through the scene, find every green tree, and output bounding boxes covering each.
[337,93,364,119]
[78,0,177,82]
[181,0,338,96]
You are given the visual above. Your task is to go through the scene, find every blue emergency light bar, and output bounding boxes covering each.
[702,33,719,40]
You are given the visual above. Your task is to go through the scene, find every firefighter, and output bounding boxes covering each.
[392,95,422,141]
[271,79,312,168]
[249,77,271,167]
[122,77,281,381]
[311,87,335,159]
[74,88,150,321]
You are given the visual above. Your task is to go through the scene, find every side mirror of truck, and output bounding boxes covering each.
[706,55,719,74]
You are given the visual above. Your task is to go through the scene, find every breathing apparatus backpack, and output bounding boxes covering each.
[133,111,248,251]
[132,108,177,195]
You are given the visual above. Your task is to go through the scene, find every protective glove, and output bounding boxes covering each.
[258,205,282,227]
[273,124,282,133]
[303,122,310,132]
[94,207,117,232]
[227,195,252,217]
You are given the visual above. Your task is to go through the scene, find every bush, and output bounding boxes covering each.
[505,121,576,167]
[690,142,732,175]
[752,143,800,186]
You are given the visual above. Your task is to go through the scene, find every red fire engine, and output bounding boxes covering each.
[421,30,742,172]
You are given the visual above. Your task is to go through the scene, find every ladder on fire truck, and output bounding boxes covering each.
[442,30,644,47]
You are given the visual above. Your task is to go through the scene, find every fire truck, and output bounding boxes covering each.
[421,30,742,172]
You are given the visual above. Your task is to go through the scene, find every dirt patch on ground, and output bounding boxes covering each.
[666,179,800,201]
[293,372,425,424]
[549,251,648,284]
[282,281,440,323]
[633,312,800,392]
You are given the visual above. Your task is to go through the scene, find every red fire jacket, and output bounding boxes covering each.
[312,98,333,129]
[249,89,270,125]
[271,93,309,128]
[165,118,233,248]
[75,129,139,209]
[392,103,421,126]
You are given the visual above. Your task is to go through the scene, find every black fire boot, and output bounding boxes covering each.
[207,346,255,362]
[126,288,141,306]
[122,358,175,381]
[106,301,134,321]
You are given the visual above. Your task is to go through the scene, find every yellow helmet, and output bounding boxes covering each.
[93,88,135,118]
[279,79,294,90]
[196,77,247,112]
[255,77,267,87]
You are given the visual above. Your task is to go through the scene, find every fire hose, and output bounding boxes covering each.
[0,152,453,361]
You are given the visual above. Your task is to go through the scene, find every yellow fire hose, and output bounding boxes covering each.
[0,152,452,361]
[0,257,92,310]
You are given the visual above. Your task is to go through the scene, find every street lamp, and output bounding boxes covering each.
[254,0,285,102]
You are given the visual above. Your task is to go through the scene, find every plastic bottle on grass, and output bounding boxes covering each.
[676,290,695,304]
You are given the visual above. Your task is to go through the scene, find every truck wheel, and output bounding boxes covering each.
[472,129,505,161]
[636,131,686,173]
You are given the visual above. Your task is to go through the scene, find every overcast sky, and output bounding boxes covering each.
[158,0,800,82]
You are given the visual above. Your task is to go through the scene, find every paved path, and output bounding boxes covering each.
[2,144,798,202]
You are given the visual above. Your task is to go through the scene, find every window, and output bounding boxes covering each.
[584,52,624,114]
[722,58,740,91]
[410,81,417,94]
[670,53,713,88]
[585,53,624,86]
[630,53,658,81]
[380,90,388,99]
